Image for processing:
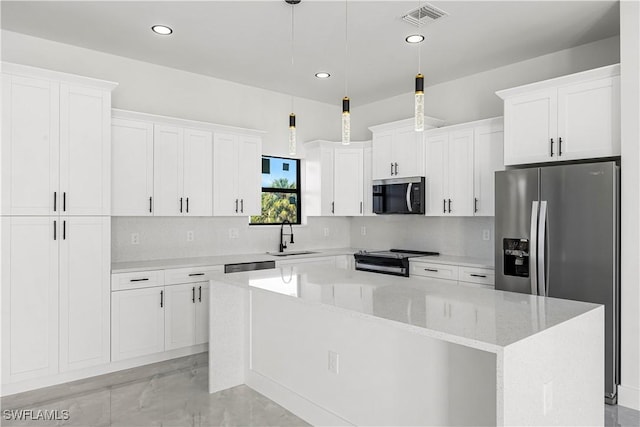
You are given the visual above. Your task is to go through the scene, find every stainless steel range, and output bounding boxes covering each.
[354,249,440,277]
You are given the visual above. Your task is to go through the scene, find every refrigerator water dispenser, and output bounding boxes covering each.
[503,238,529,277]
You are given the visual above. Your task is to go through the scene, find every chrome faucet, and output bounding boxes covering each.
[279,219,294,252]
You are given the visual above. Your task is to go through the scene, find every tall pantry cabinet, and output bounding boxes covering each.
[1,63,116,385]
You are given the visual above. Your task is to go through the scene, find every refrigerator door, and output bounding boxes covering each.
[495,168,540,294]
[540,161,619,401]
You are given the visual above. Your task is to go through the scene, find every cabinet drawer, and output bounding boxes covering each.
[111,270,164,291]
[410,262,459,281]
[164,266,224,285]
[458,267,495,286]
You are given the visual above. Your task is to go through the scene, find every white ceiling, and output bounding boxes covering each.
[1,1,619,105]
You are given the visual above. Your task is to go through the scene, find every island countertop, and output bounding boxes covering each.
[212,265,600,353]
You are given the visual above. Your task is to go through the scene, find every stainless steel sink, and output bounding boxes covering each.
[267,251,318,257]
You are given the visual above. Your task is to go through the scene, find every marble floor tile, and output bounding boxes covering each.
[2,353,638,426]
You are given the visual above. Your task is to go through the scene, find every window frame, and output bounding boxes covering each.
[250,155,302,226]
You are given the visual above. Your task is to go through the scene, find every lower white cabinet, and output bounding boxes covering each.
[111,286,165,361]
[164,282,209,351]
[410,260,494,287]
[195,283,210,345]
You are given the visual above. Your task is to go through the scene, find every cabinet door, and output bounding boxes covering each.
[334,148,364,216]
[59,217,110,372]
[447,129,474,216]
[2,75,59,215]
[59,84,111,215]
[557,76,620,161]
[237,135,262,216]
[111,287,165,361]
[393,126,424,178]
[362,146,374,216]
[213,132,239,216]
[424,134,447,216]
[195,282,210,345]
[473,124,504,217]
[320,145,335,216]
[111,118,154,216]
[164,283,196,351]
[153,125,184,216]
[183,129,213,216]
[372,131,393,180]
[1,217,59,382]
[504,89,557,165]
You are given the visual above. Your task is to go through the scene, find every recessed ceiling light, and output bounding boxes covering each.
[405,34,425,44]
[151,25,173,35]
[315,72,331,79]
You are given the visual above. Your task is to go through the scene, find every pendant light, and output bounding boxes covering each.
[341,0,350,145]
[286,0,300,155]
[414,0,425,132]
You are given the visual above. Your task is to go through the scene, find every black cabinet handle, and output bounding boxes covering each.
[390,162,394,176]
[192,287,195,303]
[470,274,487,278]
[63,220,66,240]
[474,198,478,213]
[360,201,363,214]
[160,290,164,308]
[53,220,57,240]
[235,199,238,213]
[54,192,57,212]
[188,273,205,277]
[63,192,66,212]
[550,138,554,157]
[558,137,563,156]
[199,286,202,302]
[424,268,439,272]
[130,278,149,282]
[443,199,446,214]
[331,201,335,214]
[448,199,452,213]
[149,196,153,213]
[395,163,398,175]
[180,197,183,213]
[240,199,244,213]
[186,197,189,213]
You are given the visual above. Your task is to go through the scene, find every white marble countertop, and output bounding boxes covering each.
[212,265,600,353]
[111,248,359,274]
[410,255,494,269]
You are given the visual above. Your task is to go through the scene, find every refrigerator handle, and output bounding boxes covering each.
[538,201,548,297]
[530,201,539,295]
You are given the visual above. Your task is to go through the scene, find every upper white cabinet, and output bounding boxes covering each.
[305,140,369,217]
[369,116,444,180]
[111,118,154,216]
[497,64,620,165]
[213,132,262,216]
[2,64,116,216]
[424,117,504,217]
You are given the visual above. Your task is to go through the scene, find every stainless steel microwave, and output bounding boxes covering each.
[372,177,425,214]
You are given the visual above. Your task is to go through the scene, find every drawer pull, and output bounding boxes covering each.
[192,286,196,303]
[424,268,439,272]
[199,286,202,302]
[130,278,149,282]
[188,273,205,277]
[470,274,487,278]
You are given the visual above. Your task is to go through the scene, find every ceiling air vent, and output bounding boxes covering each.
[402,3,449,26]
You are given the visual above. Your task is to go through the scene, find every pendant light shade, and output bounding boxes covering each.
[289,113,296,155]
[342,97,351,145]
[415,73,424,131]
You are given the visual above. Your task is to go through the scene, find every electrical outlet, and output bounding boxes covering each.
[328,351,339,374]
[228,228,239,239]
[482,229,491,241]
[361,226,367,236]
[131,233,139,245]
[543,380,553,414]
[323,227,330,237]
[187,230,194,242]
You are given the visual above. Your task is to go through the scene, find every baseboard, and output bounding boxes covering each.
[246,370,353,427]
[1,344,207,397]
[618,384,640,411]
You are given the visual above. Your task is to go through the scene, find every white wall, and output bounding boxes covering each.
[351,36,620,139]
[619,1,640,411]
[0,30,341,158]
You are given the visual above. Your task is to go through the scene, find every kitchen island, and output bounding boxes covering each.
[208,266,604,426]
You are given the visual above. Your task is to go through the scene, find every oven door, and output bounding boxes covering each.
[354,254,409,276]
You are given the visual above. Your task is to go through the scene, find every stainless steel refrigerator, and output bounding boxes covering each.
[495,161,619,403]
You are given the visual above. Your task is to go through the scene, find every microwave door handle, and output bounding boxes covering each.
[406,182,413,212]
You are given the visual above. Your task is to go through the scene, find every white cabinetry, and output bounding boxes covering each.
[2,64,116,216]
[304,141,335,216]
[213,133,261,216]
[473,122,505,216]
[497,64,620,165]
[369,117,444,180]
[410,259,494,287]
[334,148,364,216]
[112,118,154,216]
[164,283,197,351]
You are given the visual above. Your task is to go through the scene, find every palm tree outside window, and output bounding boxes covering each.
[250,156,301,225]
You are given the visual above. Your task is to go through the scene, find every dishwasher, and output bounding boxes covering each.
[224,260,276,273]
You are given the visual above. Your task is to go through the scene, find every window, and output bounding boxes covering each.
[250,156,301,225]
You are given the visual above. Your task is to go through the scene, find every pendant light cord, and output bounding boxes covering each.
[344,0,348,96]
[291,3,295,112]
[417,0,422,72]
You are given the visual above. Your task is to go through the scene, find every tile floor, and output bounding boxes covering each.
[1,353,638,426]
